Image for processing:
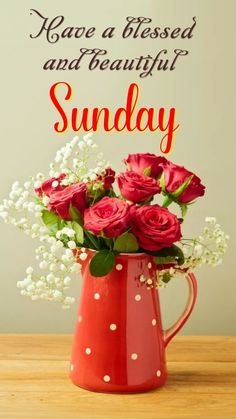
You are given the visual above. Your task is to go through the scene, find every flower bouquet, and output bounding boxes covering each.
[0,134,229,392]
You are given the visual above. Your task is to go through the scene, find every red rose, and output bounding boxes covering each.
[124,153,167,178]
[35,173,66,197]
[48,182,87,220]
[84,196,131,238]
[130,205,181,251]
[96,167,115,190]
[117,171,161,203]
[160,161,205,203]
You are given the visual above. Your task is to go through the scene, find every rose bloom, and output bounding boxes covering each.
[160,161,205,203]
[117,171,161,203]
[130,205,181,251]
[84,196,131,238]
[123,153,167,178]
[48,182,87,220]
[35,173,66,197]
[96,167,115,190]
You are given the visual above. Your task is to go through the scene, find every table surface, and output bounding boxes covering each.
[0,335,235,419]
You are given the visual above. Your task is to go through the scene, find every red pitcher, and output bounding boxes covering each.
[70,252,197,393]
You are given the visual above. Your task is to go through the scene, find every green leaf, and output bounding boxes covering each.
[69,205,83,225]
[174,246,185,266]
[89,250,115,277]
[114,232,139,253]
[42,210,60,233]
[161,272,172,284]
[154,256,176,265]
[58,219,66,229]
[143,166,152,176]
[171,175,193,199]
[180,204,188,218]
[72,221,84,244]
[150,244,185,266]
[42,210,60,226]
[159,173,166,192]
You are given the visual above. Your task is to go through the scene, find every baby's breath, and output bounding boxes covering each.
[49,134,110,183]
[0,134,107,307]
[157,217,229,286]
[180,217,229,270]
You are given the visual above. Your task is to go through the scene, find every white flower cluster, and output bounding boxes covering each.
[157,217,229,287]
[16,235,82,308]
[180,217,229,269]
[157,217,229,286]
[49,134,110,184]
[0,134,107,308]
[0,176,47,236]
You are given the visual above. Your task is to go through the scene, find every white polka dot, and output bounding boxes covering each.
[116,264,123,271]
[148,262,152,269]
[103,375,110,382]
[147,279,153,285]
[70,364,74,371]
[85,347,92,355]
[109,323,117,331]
[131,353,138,360]
[94,293,100,300]
[152,319,157,326]
[79,252,88,261]
[156,370,161,377]
[135,294,141,301]
[78,315,82,323]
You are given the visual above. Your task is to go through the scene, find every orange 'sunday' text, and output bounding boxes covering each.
[49,82,179,154]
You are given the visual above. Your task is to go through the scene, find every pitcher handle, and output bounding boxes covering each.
[163,272,197,347]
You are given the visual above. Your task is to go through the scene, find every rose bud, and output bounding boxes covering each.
[123,153,167,178]
[96,167,115,190]
[160,161,205,203]
[48,182,87,220]
[35,173,66,197]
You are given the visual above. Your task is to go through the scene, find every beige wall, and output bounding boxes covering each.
[0,0,235,335]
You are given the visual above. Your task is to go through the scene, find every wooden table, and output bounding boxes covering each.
[0,335,235,418]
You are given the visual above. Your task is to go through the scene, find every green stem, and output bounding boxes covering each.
[180,239,213,251]
[162,195,173,208]
[105,238,114,250]
[68,168,80,180]
[84,230,100,250]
